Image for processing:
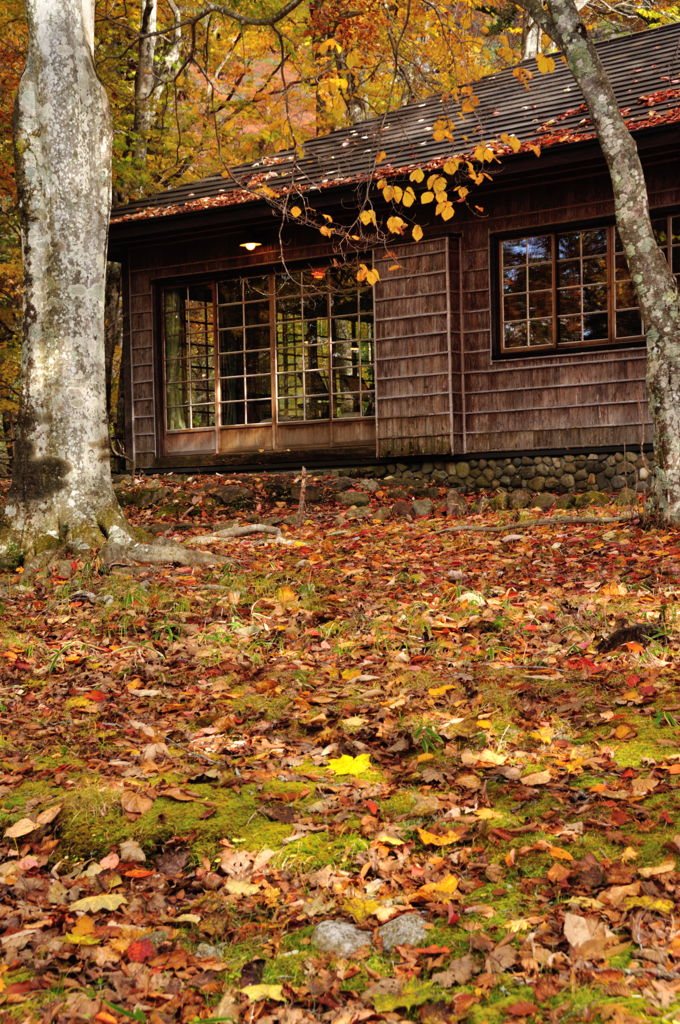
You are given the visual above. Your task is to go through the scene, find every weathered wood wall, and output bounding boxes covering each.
[374,237,455,457]
[455,156,678,454]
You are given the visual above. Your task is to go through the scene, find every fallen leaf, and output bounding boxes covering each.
[70,894,128,913]
[241,984,285,1003]
[328,753,371,775]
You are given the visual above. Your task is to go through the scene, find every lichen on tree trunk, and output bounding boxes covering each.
[515,0,680,521]
[4,0,131,555]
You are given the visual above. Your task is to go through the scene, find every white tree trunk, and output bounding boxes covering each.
[5,0,129,554]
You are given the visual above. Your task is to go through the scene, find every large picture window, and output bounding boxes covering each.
[499,214,680,355]
[161,262,374,432]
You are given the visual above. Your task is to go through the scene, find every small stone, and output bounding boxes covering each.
[388,487,409,499]
[213,485,254,507]
[561,473,575,489]
[639,467,649,480]
[346,507,372,520]
[392,500,414,520]
[610,475,626,490]
[337,491,370,507]
[615,488,638,506]
[291,483,324,502]
[574,491,609,508]
[445,490,468,517]
[359,479,380,492]
[509,489,532,510]
[555,494,575,509]
[312,920,371,956]
[528,476,545,492]
[378,913,429,951]
[530,493,556,510]
[412,499,434,517]
[455,462,470,479]
[489,493,509,511]
[56,560,75,579]
[472,496,489,513]
[371,507,391,522]
[195,942,228,961]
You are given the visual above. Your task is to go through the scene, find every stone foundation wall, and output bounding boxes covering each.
[333,449,654,494]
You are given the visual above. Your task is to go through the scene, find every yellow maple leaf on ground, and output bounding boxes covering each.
[328,753,371,776]
[417,875,459,899]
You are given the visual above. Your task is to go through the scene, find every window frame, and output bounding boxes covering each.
[492,212,679,360]
[158,260,375,435]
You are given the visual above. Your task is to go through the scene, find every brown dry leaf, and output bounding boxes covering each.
[121,789,154,819]
[4,817,38,839]
[520,770,551,786]
[638,859,675,878]
[158,786,201,802]
[431,954,480,987]
[563,913,608,959]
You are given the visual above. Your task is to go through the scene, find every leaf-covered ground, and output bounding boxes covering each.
[0,472,679,1024]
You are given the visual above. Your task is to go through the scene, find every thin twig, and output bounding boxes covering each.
[297,466,307,527]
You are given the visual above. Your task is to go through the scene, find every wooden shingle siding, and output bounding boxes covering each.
[456,163,668,454]
[374,237,453,458]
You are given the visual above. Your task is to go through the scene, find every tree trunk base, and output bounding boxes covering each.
[0,498,229,568]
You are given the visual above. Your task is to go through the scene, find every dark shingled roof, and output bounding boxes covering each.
[112,21,680,223]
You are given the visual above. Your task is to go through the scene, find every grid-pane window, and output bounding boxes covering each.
[557,227,609,344]
[274,263,374,423]
[218,276,272,426]
[499,217,680,355]
[331,265,375,418]
[275,271,330,421]
[163,284,215,429]
[501,235,553,350]
[162,262,375,431]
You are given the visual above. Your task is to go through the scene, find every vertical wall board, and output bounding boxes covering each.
[374,237,454,458]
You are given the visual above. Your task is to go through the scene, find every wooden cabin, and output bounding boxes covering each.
[108,23,680,472]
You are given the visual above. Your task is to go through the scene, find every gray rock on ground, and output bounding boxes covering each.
[445,490,468,516]
[337,490,370,507]
[411,499,434,517]
[378,913,430,951]
[509,489,532,509]
[311,913,429,955]
[311,920,371,956]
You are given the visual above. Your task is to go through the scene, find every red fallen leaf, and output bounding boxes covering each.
[6,981,40,995]
[84,690,107,702]
[417,945,450,956]
[446,904,459,925]
[14,659,32,671]
[506,1002,539,1017]
[662,811,673,824]
[124,868,155,878]
[366,800,379,815]
[127,938,155,962]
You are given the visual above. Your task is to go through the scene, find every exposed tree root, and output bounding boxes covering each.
[436,514,637,535]
[0,502,230,569]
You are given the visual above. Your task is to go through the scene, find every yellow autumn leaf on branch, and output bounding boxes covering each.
[537,52,555,74]
[412,224,424,241]
[386,215,406,234]
[402,186,415,207]
[410,168,424,183]
[289,206,301,218]
[421,191,434,204]
[360,209,376,226]
[328,753,372,775]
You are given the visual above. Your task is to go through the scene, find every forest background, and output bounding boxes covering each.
[0,0,676,477]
